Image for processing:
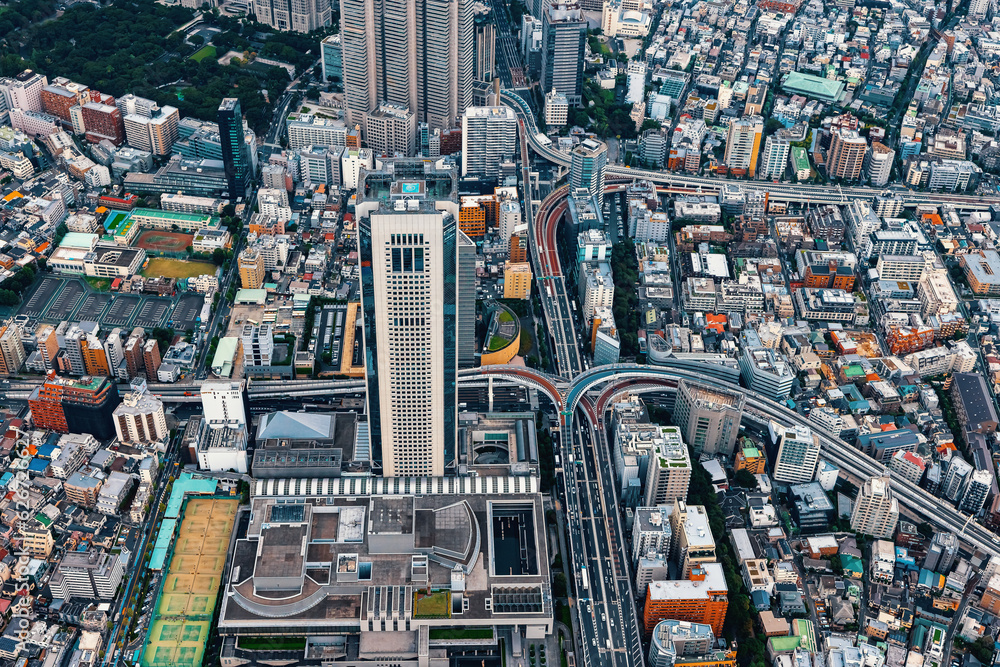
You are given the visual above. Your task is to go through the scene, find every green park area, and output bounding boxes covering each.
[189,44,216,62]
[428,628,493,640]
[143,258,216,280]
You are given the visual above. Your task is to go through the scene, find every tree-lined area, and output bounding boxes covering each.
[0,0,323,133]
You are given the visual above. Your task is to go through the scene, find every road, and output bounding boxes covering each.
[488,0,527,89]
[500,89,1000,211]
[104,445,181,667]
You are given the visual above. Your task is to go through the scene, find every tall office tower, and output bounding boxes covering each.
[340,0,474,132]
[960,468,993,514]
[321,34,343,86]
[827,128,867,181]
[0,70,47,112]
[541,3,586,106]
[356,161,464,477]
[864,142,895,187]
[672,379,745,457]
[474,3,496,81]
[253,0,333,32]
[0,320,24,376]
[218,98,252,201]
[772,425,821,483]
[758,134,789,180]
[365,103,417,156]
[461,107,517,178]
[850,475,899,538]
[27,372,121,440]
[457,231,478,368]
[942,456,973,501]
[723,116,763,177]
[200,381,250,429]
[570,138,608,209]
[642,427,691,506]
[123,105,180,155]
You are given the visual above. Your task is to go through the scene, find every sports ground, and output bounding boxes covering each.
[140,497,238,667]
[136,230,194,253]
[142,258,216,280]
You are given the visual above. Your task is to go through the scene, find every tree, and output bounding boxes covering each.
[733,469,758,489]
[552,572,568,598]
[212,248,226,266]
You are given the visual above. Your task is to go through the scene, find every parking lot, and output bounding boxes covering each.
[136,298,172,328]
[105,295,142,326]
[77,293,113,321]
[19,275,210,333]
[170,294,205,331]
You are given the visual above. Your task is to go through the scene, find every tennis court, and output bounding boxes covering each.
[140,497,238,667]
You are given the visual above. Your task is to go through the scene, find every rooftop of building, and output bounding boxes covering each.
[647,562,728,600]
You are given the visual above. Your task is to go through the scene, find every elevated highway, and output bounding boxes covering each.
[500,89,1000,211]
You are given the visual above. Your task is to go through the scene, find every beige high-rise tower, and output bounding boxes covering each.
[341,0,474,134]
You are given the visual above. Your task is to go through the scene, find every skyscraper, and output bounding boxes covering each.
[218,98,252,201]
[723,116,763,177]
[474,4,496,82]
[461,106,517,178]
[0,320,25,376]
[541,3,586,106]
[772,425,820,484]
[253,0,333,32]
[827,128,867,181]
[850,475,899,538]
[672,379,744,457]
[356,161,467,476]
[457,231,478,368]
[321,34,344,87]
[340,0,474,132]
[570,138,608,209]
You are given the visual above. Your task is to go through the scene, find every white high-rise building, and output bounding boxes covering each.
[356,162,465,477]
[850,475,899,538]
[0,70,47,113]
[340,0,474,132]
[772,425,821,484]
[759,134,789,181]
[113,385,168,444]
[942,456,973,501]
[254,0,333,32]
[461,106,517,178]
[865,142,895,187]
[200,381,248,429]
[969,0,991,20]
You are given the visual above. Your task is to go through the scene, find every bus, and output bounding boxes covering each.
[580,566,589,591]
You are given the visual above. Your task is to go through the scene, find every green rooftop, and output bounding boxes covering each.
[742,446,761,458]
[791,147,810,172]
[782,71,846,103]
[768,636,801,653]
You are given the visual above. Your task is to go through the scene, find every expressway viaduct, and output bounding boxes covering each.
[500,89,1000,211]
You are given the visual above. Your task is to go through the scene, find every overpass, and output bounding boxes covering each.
[470,361,1000,559]
[500,89,1000,211]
